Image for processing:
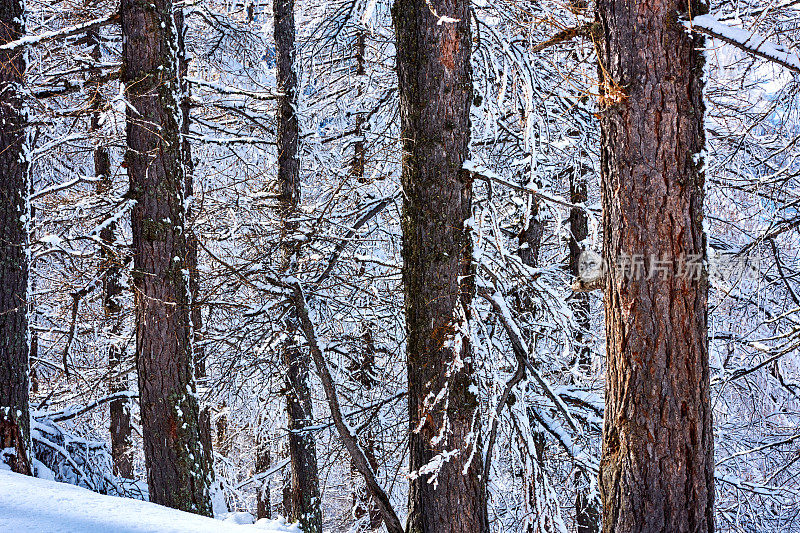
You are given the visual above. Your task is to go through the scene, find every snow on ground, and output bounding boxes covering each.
[0,469,299,533]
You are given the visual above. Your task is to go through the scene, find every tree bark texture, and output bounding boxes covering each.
[122,0,212,514]
[595,0,714,530]
[274,1,322,531]
[89,29,134,479]
[393,1,489,532]
[283,345,322,532]
[353,29,367,181]
[349,330,382,531]
[0,0,32,476]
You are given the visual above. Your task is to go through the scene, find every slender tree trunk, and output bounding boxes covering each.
[255,416,272,520]
[274,1,322,531]
[349,330,382,531]
[353,29,366,182]
[595,0,714,530]
[516,199,553,533]
[215,402,230,457]
[518,194,543,269]
[514,184,546,533]
[393,2,488,532]
[566,163,598,533]
[88,28,134,479]
[348,30,382,531]
[174,11,217,497]
[122,0,212,514]
[174,9,205,380]
[0,0,31,477]
[282,328,322,531]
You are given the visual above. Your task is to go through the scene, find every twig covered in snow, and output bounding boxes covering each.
[315,192,398,285]
[464,160,594,212]
[483,360,525,480]
[233,458,290,489]
[479,287,580,432]
[687,14,800,73]
[185,77,278,101]
[46,392,139,423]
[0,13,119,51]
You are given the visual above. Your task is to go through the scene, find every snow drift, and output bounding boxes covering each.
[0,469,299,533]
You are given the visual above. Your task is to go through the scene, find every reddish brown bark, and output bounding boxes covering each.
[122,0,212,514]
[567,164,599,533]
[595,0,714,530]
[174,8,205,380]
[84,27,135,480]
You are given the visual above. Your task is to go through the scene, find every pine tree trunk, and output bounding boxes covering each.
[566,164,598,533]
[283,347,321,530]
[274,1,322,531]
[515,187,546,533]
[393,2,489,532]
[353,29,366,182]
[122,0,212,514]
[595,0,714,530]
[349,30,382,531]
[0,0,32,477]
[88,29,134,480]
[255,426,271,520]
[350,330,382,531]
[174,8,205,380]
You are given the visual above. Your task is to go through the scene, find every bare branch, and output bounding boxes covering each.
[531,23,594,53]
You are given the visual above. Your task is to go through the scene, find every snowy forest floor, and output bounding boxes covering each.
[0,470,299,533]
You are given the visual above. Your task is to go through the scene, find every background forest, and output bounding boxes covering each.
[1,0,799,532]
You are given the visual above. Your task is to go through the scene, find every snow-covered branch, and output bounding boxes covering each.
[687,15,800,73]
[0,13,119,52]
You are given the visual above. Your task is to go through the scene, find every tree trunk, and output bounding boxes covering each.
[595,0,714,530]
[255,419,271,520]
[283,345,322,531]
[349,330,382,531]
[518,193,543,269]
[122,0,212,514]
[349,30,382,531]
[393,2,489,532]
[515,186,547,533]
[274,1,322,531]
[88,28,134,480]
[0,0,32,477]
[174,8,205,380]
[353,29,366,182]
[566,164,598,533]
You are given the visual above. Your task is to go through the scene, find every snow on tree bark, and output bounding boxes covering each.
[174,8,205,381]
[0,0,32,477]
[595,0,714,530]
[393,1,489,531]
[121,0,212,514]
